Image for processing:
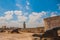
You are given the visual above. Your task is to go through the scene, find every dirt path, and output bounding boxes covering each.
[0,33,34,40]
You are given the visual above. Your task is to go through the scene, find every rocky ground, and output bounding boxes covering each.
[0,32,34,40]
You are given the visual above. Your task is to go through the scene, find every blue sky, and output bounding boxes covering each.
[0,0,60,28]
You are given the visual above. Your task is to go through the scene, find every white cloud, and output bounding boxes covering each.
[0,17,5,21]
[4,11,14,20]
[16,3,23,9]
[6,21,23,28]
[29,13,39,23]
[2,10,27,22]
[14,10,23,16]
[0,16,9,27]
[16,0,30,11]
[26,1,30,5]
[0,10,25,27]
[29,11,46,21]
[57,4,60,10]
[39,11,47,16]
[16,4,21,8]
[18,15,27,22]
[0,11,14,27]
[24,12,29,16]
[0,10,47,28]
[4,11,13,15]
[26,11,47,28]
[51,12,57,17]
[26,0,30,10]
[14,10,27,22]
[0,11,13,21]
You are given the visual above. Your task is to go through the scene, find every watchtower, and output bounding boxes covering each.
[23,22,26,29]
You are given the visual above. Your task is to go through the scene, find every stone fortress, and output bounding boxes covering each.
[40,16,60,40]
[0,16,60,34]
[33,16,60,40]
[0,22,44,33]
[44,16,60,31]
[0,16,60,40]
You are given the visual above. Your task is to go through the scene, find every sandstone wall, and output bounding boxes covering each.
[20,27,44,33]
[44,16,60,31]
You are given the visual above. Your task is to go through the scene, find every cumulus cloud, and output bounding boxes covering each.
[0,10,28,27]
[4,11,13,20]
[0,10,47,28]
[0,11,13,21]
[0,11,14,27]
[0,17,5,21]
[17,15,27,22]
[24,12,29,16]
[14,10,22,16]
[14,10,28,22]
[51,12,57,17]
[6,21,23,28]
[26,11,47,28]
[0,21,8,28]
[29,11,46,23]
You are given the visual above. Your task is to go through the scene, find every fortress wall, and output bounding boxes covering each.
[44,16,60,31]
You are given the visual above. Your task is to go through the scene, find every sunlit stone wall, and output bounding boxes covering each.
[44,16,60,31]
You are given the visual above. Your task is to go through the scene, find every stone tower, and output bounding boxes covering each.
[23,22,26,29]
